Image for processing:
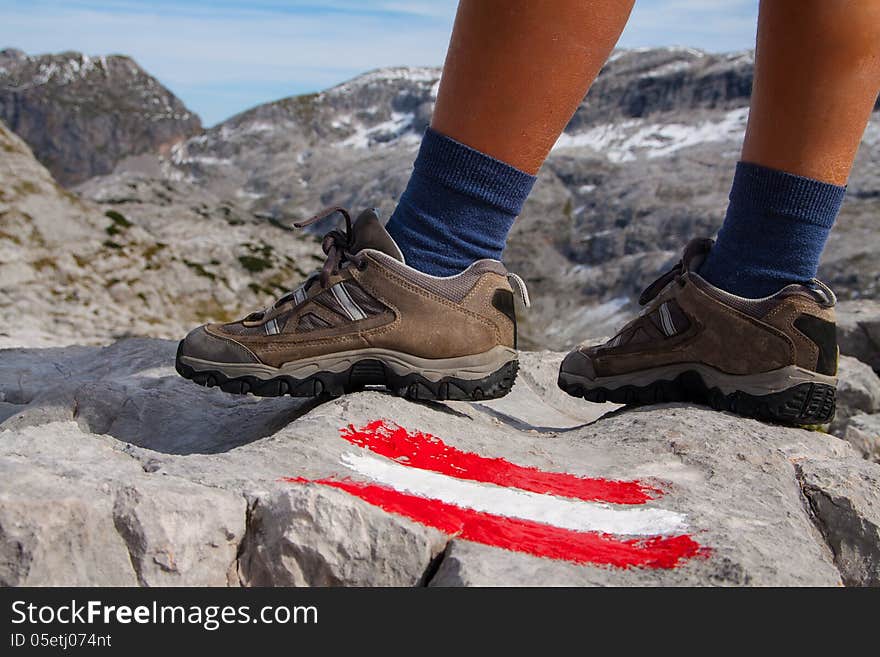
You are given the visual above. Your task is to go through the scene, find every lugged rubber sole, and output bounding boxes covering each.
[558,368,836,425]
[175,341,518,402]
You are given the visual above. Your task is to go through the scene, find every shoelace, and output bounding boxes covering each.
[246,205,533,322]
[294,206,367,288]
[637,237,836,309]
[245,206,365,322]
[637,262,684,306]
[638,238,712,306]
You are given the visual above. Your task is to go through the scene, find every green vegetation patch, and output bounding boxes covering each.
[105,210,132,227]
[105,210,133,236]
[183,259,217,281]
[238,255,273,273]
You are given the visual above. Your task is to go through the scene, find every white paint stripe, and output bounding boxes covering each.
[331,283,367,321]
[340,452,687,536]
[659,302,675,337]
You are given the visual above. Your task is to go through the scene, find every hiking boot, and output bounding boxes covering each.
[558,239,838,425]
[176,207,527,401]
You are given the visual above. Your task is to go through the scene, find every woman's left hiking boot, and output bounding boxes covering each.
[176,207,526,401]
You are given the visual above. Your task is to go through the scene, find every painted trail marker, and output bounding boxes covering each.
[287,420,705,569]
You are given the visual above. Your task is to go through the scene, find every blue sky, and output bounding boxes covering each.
[0,0,759,127]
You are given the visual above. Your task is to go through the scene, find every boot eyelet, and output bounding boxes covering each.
[357,260,368,271]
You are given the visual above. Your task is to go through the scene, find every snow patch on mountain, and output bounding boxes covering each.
[553,107,750,162]
[340,111,417,149]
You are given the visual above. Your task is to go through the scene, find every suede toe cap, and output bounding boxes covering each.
[178,325,259,364]
[560,348,596,380]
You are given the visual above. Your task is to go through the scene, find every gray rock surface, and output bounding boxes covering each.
[238,486,447,587]
[841,414,880,462]
[0,49,202,186]
[0,120,322,348]
[837,300,880,373]
[832,355,880,435]
[2,338,879,586]
[797,458,880,586]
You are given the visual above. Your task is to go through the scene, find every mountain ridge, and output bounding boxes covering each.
[0,48,202,186]
[2,46,878,348]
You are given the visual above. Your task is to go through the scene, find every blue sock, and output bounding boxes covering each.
[699,161,846,298]
[385,128,536,276]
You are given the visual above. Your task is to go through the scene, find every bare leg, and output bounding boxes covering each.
[698,0,880,298]
[743,0,880,184]
[431,0,635,174]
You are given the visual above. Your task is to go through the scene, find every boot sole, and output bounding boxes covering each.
[175,343,518,402]
[558,363,836,425]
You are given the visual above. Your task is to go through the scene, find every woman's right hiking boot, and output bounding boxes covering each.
[558,239,838,426]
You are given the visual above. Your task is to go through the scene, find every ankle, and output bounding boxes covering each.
[385,128,536,277]
[699,161,845,298]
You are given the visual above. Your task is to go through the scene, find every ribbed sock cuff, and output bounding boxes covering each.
[730,161,846,228]
[413,128,536,216]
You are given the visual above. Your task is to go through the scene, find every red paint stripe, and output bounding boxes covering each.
[288,478,703,569]
[339,420,661,505]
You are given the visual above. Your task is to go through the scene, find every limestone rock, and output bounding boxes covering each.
[238,485,447,586]
[832,355,880,435]
[112,481,245,587]
[0,49,201,186]
[0,457,137,586]
[841,414,880,462]
[837,300,880,373]
[0,120,322,349]
[0,420,245,586]
[3,338,879,586]
[797,458,880,586]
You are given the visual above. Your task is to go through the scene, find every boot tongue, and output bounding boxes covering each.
[348,208,404,262]
[638,237,713,306]
[681,237,714,272]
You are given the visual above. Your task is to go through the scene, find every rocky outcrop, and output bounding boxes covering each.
[0,48,202,186]
[2,338,879,586]
[797,458,880,586]
[2,44,879,588]
[838,300,880,373]
[832,355,880,435]
[566,48,754,129]
[0,120,322,348]
[840,414,880,462]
